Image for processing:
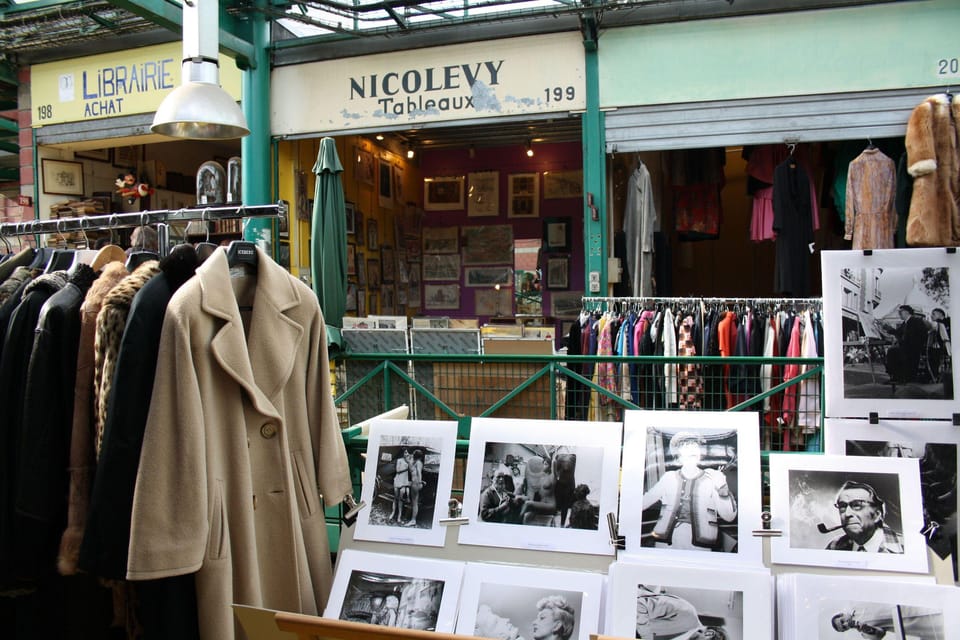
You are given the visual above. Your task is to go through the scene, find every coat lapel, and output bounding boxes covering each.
[200,248,305,419]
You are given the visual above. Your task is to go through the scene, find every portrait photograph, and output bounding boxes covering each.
[778,573,960,640]
[323,549,464,632]
[458,417,622,556]
[353,419,458,547]
[619,410,763,566]
[825,418,959,577]
[455,562,604,640]
[768,453,927,573]
[821,248,960,419]
[605,560,773,640]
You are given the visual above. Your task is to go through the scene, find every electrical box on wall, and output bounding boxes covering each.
[608,257,622,283]
[589,271,601,293]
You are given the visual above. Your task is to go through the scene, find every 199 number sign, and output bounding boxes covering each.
[544,86,576,102]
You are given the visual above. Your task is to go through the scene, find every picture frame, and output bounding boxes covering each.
[545,256,569,290]
[467,171,500,217]
[424,283,460,310]
[423,254,461,281]
[619,410,763,566]
[475,287,511,317]
[768,452,927,573]
[345,201,355,235]
[543,217,572,252]
[423,176,465,211]
[356,251,366,285]
[407,264,422,309]
[606,560,773,640]
[542,170,583,199]
[455,562,604,640]
[347,244,356,277]
[422,226,459,254]
[463,225,513,265]
[825,417,960,570]
[354,146,375,186]
[458,417,622,556]
[323,549,465,632]
[346,284,358,312]
[367,258,381,290]
[393,164,405,205]
[378,157,394,209]
[382,285,396,315]
[279,198,290,238]
[278,242,290,269]
[821,248,959,420]
[113,144,140,169]
[550,291,584,319]
[41,158,84,196]
[507,172,539,218]
[353,419,458,546]
[465,266,513,288]
[367,218,379,251]
[295,169,310,221]
[75,148,111,163]
[778,573,960,640]
[381,245,396,283]
[357,289,367,317]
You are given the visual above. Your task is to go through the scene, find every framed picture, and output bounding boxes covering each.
[543,217,571,252]
[545,256,569,290]
[378,157,394,209]
[424,283,460,310]
[371,315,408,331]
[475,288,512,317]
[367,258,381,290]
[467,171,500,217]
[381,245,396,283]
[393,164,405,205]
[507,172,539,218]
[778,573,960,640]
[353,419,458,546]
[295,169,310,221]
[354,146,375,186]
[821,248,959,420]
[619,410,763,566]
[278,198,290,238]
[278,242,290,269]
[423,254,461,281]
[422,226,459,254]
[41,158,84,196]
[407,264,422,309]
[542,170,583,199]
[75,148,111,163]
[424,176,465,211]
[356,251,366,285]
[345,201,355,235]
[357,289,367,317]
[606,560,773,640]
[346,284,358,312]
[550,291,584,319]
[825,417,960,571]
[382,285,396,315]
[465,266,513,288]
[463,225,513,265]
[347,244,356,277]
[458,417,622,556]
[367,218,379,251]
[768,453,927,573]
[455,562,604,640]
[113,144,140,169]
[323,549,465,632]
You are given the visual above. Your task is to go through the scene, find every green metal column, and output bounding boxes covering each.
[581,12,607,295]
[241,1,273,254]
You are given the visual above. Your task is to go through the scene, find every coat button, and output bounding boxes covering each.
[260,423,277,439]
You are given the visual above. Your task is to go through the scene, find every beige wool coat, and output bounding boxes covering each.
[126,247,351,640]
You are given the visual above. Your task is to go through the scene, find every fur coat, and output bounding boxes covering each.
[905,93,960,246]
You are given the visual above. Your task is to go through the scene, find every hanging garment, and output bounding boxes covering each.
[748,145,820,242]
[701,309,724,411]
[662,307,678,407]
[773,158,815,296]
[894,152,913,248]
[844,147,897,249]
[126,247,352,640]
[564,318,586,421]
[0,269,36,366]
[905,93,960,246]
[677,314,703,409]
[0,266,33,308]
[797,309,822,434]
[780,315,804,436]
[623,162,658,296]
[0,248,35,286]
[670,148,725,241]
[717,311,739,409]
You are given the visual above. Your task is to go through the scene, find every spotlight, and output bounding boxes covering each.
[469,145,476,159]
[525,139,534,157]
[406,143,415,159]
[375,134,384,141]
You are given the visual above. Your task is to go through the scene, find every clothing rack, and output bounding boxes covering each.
[581,295,821,313]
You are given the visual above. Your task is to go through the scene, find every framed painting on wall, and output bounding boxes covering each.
[542,170,583,199]
[423,226,460,254]
[545,256,569,290]
[381,245,396,283]
[467,171,499,217]
[424,176,465,211]
[354,146,375,186]
[507,172,539,218]
[543,217,571,252]
[462,225,513,265]
[41,159,84,196]
[424,284,460,310]
[378,157,394,209]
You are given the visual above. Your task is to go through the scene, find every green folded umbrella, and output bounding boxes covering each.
[311,137,347,351]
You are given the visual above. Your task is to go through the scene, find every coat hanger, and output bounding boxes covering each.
[226,209,258,272]
[195,208,218,262]
[866,136,876,150]
[125,212,160,270]
[45,220,75,273]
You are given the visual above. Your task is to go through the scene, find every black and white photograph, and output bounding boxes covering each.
[423,254,461,281]
[822,248,960,419]
[778,573,960,640]
[825,418,959,578]
[455,563,604,640]
[354,420,458,547]
[606,561,772,640]
[768,453,928,573]
[323,550,464,632]
[459,418,622,556]
[619,411,762,566]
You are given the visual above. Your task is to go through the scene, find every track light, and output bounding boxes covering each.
[525,139,534,157]
[375,134,384,141]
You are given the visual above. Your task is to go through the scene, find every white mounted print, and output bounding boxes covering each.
[768,453,927,573]
[619,410,763,566]
[353,419,458,547]
[458,417,622,556]
[821,248,960,420]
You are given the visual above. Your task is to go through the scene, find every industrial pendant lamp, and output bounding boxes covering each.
[151,0,249,139]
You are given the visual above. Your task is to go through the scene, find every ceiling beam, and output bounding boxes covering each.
[106,0,256,68]
[0,118,17,134]
[0,141,18,153]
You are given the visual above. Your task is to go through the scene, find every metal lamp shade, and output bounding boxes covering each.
[151,80,249,139]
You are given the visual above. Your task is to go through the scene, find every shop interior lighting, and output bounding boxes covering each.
[375,134,384,141]
[151,0,249,139]
[525,139,534,157]
[406,143,415,159]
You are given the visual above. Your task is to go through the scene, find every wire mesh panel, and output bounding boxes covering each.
[409,328,481,418]
[341,329,410,425]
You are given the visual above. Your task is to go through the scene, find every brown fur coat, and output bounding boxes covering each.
[905,93,960,247]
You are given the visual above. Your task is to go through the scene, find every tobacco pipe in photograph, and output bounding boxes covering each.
[817,522,844,534]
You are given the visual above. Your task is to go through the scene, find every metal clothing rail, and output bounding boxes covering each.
[581,295,822,310]
[0,201,287,238]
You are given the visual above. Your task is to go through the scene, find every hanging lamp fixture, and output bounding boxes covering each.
[151,0,249,139]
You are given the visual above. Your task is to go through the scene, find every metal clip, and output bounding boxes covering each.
[341,494,367,527]
[439,498,469,526]
[607,512,625,550]
[752,511,782,537]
